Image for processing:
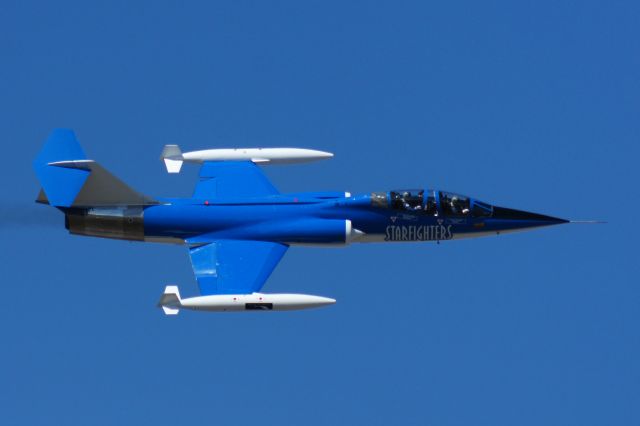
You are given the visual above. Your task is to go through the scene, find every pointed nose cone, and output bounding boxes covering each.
[492,206,568,225]
[315,150,334,160]
[493,207,569,225]
[313,296,337,308]
[274,294,336,311]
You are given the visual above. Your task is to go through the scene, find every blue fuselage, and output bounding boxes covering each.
[141,191,567,245]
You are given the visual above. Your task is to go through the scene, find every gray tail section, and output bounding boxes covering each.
[53,160,157,207]
[33,129,157,207]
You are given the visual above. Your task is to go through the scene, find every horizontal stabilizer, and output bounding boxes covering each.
[33,129,89,207]
[51,160,156,207]
[33,129,157,207]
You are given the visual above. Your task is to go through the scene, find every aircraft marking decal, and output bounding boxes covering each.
[384,225,453,241]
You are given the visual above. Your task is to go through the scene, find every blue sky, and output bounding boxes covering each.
[1,1,639,425]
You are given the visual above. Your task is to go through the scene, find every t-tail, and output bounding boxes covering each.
[33,129,157,240]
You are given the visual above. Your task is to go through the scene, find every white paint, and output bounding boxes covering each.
[158,285,181,315]
[48,159,95,166]
[161,145,333,173]
[163,158,183,173]
[158,286,336,314]
[345,219,352,244]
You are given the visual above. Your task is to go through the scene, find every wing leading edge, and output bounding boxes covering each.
[188,240,288,295]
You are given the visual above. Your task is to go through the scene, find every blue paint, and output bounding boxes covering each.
[33,129,569,300]
[189,240,288,294]
[32,129,89,207]
[9,2,634,424]
[143,190,566,244]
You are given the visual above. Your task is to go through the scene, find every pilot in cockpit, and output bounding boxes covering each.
[402,192,412,210]
[402,191,424,211]
[415,190,424,211]
[450,195,470,215]
[449,195,460,215]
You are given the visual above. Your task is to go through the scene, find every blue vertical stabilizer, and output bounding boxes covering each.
[33,129,90,207]
[33,129,156,207]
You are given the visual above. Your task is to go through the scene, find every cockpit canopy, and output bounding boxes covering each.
[371,189,493,218]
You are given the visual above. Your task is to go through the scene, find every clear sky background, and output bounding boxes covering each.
[1,1,638,425]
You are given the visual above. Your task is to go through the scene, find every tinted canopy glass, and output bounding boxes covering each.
[440,192,470,216]
[390,189,424,211]
[371,189,491,218]
[472,200,493,217]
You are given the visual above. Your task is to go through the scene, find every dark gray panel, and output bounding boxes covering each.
[72,163,157,207]
[36,188,50,205]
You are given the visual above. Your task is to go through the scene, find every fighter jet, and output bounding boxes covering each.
[33,129,573,314]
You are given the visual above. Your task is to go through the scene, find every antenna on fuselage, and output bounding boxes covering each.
[569,220,607,224]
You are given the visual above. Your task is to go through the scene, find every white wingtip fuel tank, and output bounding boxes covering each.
[161,144,333,173]
[158,286,336,314]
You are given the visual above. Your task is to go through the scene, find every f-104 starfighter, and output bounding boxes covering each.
[33,129,571,314]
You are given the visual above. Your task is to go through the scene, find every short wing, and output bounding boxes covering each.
[188,240,288,295]
[193,161,278,199]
